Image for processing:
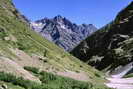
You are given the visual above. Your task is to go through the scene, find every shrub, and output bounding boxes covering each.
[16,42,27,50]
[43,50,47,57]
[0,27,8,39]
[94,72,101,77]
[24,66,39,74]
[39,71,57,83]
[124,73,133,78]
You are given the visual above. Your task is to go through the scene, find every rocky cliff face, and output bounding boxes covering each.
[31,15,97,51]
[71,2,133,72]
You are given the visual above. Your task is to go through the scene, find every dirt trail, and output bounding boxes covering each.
[105,77,133,89]
[105,62,133,89]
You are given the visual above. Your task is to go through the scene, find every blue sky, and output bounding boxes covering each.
[13,0,132,28]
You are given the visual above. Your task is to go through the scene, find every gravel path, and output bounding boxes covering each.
[105,77,133,89]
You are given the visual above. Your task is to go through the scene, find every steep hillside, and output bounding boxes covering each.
[0,0,111,89]
[31,16,97,51]
[71,2,133,73]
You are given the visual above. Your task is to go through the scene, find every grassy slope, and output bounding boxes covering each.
[0,0,110,88]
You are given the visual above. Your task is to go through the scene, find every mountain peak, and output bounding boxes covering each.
[31,16,97,51]
[54,15,64,21]
[55,15,64,18]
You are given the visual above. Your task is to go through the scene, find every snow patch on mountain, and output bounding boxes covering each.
[31,15,97,51]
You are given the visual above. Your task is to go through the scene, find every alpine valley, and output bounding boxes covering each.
[0,0,133,89]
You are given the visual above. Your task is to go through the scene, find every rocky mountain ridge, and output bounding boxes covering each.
[31,15,97,51]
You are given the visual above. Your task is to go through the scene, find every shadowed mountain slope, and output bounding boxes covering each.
[71,2,133,72]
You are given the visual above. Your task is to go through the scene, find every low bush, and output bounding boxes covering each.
[16,42,27,50]
[0,27,8,39]
[39,71,57,83]
[24,66,39,74]
[94,72,101,77]
[124,73,133,78]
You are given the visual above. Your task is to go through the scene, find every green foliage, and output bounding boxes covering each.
[0,27,8,39]
[0,71,112,89]
[39,71,57,84]
[0,72,38,89]
[16,42,27,50]
[24,66,39,74]
[24,67,112,89]
[40,71,93,89]
[94,72,101,77]
[124,73,133,78]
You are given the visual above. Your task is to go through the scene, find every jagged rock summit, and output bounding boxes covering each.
[31,15,97,51]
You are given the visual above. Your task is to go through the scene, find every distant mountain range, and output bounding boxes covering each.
[31,15,97,51]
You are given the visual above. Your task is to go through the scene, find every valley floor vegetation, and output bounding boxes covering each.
[0,67,112,89]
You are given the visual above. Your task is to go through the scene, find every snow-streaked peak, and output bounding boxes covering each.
[31,15,97,51]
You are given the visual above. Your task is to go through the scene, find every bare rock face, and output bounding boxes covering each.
[31,15,97,51]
